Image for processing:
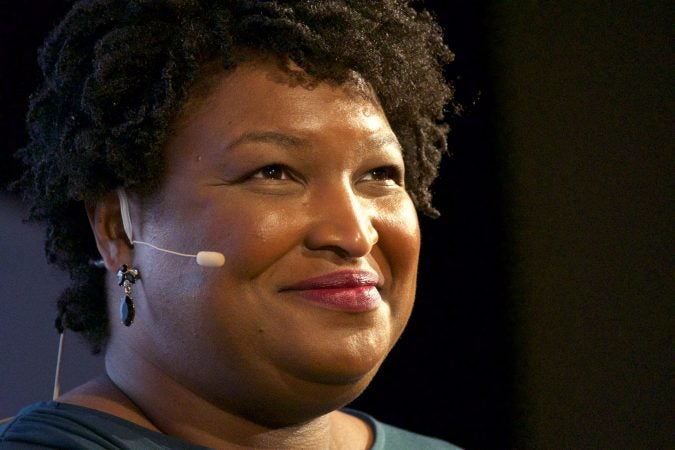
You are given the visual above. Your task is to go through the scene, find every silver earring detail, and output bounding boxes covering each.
[117,264,140,326]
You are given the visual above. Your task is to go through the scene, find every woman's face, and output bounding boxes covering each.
[125,59,420,423]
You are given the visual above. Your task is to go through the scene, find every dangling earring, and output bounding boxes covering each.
[117,264,140,326]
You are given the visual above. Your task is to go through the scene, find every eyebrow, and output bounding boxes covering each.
[225,131,306,152]
[365,134,403,153]
[225,130,403,153]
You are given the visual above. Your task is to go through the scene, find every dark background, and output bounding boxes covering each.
[1,1,672,449]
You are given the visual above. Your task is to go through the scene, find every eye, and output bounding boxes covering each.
[361,166,404,185]
[249,164,292,180]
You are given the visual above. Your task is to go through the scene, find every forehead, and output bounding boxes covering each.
[174,57,385,131]
[166,59,397,156]
[152,57,406,188]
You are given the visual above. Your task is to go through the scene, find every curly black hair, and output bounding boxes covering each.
[16,0,454,352]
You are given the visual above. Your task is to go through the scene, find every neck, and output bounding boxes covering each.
[108,358,334,449]
[60,347,372,449]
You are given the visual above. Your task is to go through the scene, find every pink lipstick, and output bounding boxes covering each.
[281,271,382,312]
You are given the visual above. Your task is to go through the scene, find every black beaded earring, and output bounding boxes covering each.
[117,264,140,326]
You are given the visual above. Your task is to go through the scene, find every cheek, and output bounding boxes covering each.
[204,196,300,278]
[378,196,421,274]
[375,196,421,323]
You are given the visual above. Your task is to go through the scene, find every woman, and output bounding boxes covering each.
[1,0,457,448]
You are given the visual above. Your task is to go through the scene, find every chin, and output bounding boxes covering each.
[305,349,387,385]
[248,364,381,428]
[277,330,392,386]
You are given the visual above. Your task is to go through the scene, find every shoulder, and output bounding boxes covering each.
[0,402,207,450]
[342,408,463,450]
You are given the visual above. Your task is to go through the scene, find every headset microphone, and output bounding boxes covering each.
[117,189,225,267]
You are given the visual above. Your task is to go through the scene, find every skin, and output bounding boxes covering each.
[70,58,421,449]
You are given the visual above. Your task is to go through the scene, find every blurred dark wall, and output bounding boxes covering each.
[2,1,672,450]
[489,1,673,448]
[0,193,105,416]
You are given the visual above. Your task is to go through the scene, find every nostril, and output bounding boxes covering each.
[321,245,352,259]
[304,220,377,258]
[303,189,378,258]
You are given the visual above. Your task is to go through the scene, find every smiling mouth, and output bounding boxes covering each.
[280,271,382,312]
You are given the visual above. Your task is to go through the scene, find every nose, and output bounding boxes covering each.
[304,182,378,258]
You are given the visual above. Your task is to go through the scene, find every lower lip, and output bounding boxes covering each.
[290,286,381,312]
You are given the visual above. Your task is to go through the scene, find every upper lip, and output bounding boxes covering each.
[281,270,381,291]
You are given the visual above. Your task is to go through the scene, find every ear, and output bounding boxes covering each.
[86,191,134,272]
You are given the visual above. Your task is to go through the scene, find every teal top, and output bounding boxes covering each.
[0,402,460,449]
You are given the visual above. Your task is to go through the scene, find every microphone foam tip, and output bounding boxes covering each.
[196,251,225,267]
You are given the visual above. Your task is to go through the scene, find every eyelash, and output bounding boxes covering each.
[248,164,292,180]
[245,164,403,185]
[362,166,404,185]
